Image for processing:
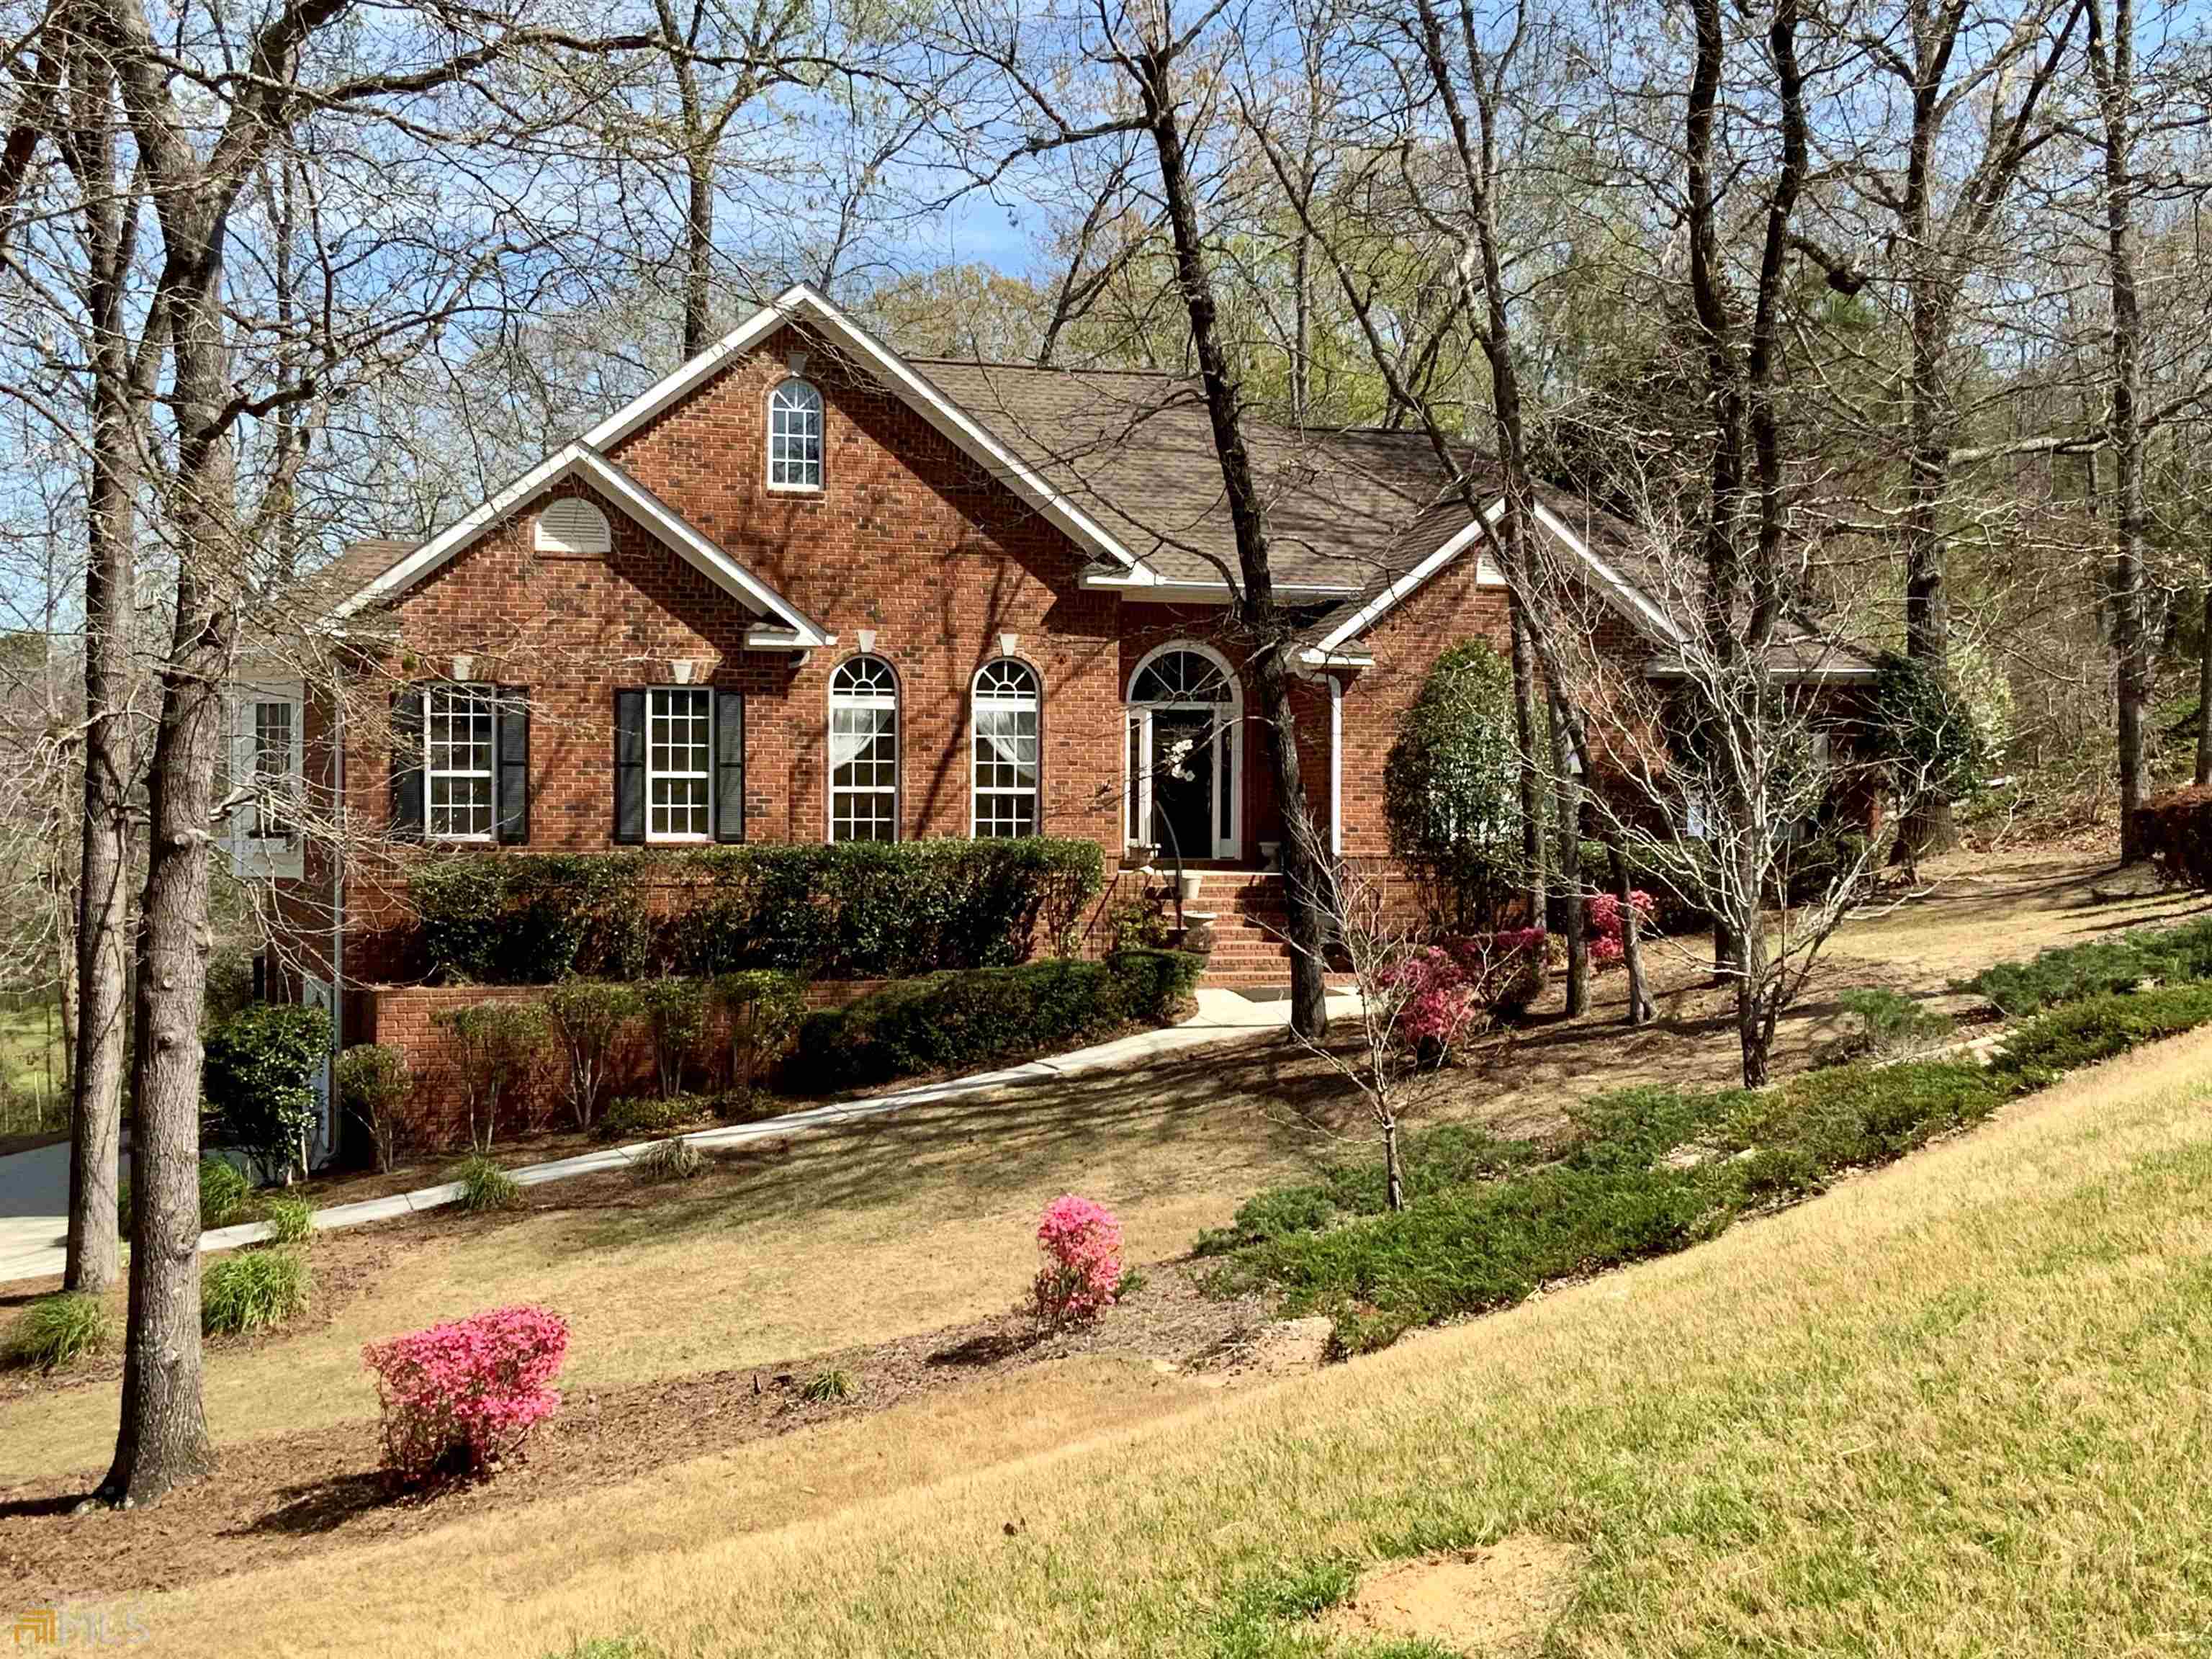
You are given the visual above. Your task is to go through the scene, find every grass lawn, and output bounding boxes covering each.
[6,845,2211,1652]
[65,1002,2212,1657]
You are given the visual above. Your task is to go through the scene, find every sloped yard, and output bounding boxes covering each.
[1,845,2206,1630]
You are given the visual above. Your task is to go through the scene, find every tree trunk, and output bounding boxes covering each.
[1550,696,1586,1015]
[1380,1110,1404,1212]
[1511,603,1547,925]
[2195,577,2211,788]
[1137,47,1328,1039]
[683,149,714,360]
[62,58,143,1298]
[1611,840,1652,1025]
[100,215,230,1509]
[2091,0,2149,858]
[1902,297,1957,853]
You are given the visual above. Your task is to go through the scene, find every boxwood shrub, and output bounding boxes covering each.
[410,839,1104,984]
[788,949,1203,1093]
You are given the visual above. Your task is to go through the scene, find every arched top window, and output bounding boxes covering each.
[972,659,1040,838]
[535,498,611,554]
[768,378,824,492]
[1129,644,1235,706]
[828,655,897,842]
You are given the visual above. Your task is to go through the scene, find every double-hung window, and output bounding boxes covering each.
[647,686,713,841]
[249,700,297,839]
[971,659,1040,837]
[426,684,497,841]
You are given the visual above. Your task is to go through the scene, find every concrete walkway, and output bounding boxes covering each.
[0,985,1358,1285]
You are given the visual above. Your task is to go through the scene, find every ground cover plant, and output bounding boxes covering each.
[450,1154,523,1214]
[1957,912,2212,1013]
[202,1248,311,1336]
[1208,922,2212,1355]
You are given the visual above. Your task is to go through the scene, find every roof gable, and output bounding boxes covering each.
[583,284,1146,575]
[328,444,832,649]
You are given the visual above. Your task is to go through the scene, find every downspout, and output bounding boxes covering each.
[1328,674,1343,857]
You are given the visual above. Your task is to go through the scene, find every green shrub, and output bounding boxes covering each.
[258,1193,315,1245]
[1202,1056,2013,1356]
[3,1291,114,1372]
[449,1153,523,1214]
[542,980,636,1131]
[198,1157,254,1230]
[634,1136,704,1182]
[202,1004,331,1179]
[336,1042,413,1173]
[1384,639,1525,929]
[412,840,1105,984]
[1827,986,1956,1063]
[789,950,1202,1093]
[1991,982,2212,1085]
[1865,648,1995,809]
[599,1093,714,1141]
[635,978,709,1098]
[436,999,546,1151]
[713,970,805,1092]
[202,1246,310,1335]
[1957,914,2212,1015]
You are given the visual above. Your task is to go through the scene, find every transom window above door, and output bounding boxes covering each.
[768,378,824,491]
[1130,648,1233,705]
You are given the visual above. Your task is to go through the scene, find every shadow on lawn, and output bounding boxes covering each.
[240,1470,393,1537]
[560,1035,1368,1253]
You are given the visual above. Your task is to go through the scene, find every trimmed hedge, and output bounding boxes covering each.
[410,840,1104,984]
[788,949,1204,1093]
[2126,786,2212,889]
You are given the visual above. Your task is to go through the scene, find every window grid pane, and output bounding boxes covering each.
[251,701,295,837]
[971,660,1040,838]
[830,656,897,843]
[769,381,823,489]
[646,687,712,840]
[426,685,495,840]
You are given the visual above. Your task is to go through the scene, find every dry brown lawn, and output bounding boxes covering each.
[3,845,2206,1655]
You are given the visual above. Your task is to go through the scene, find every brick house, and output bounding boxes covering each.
[230,283,1870,1151]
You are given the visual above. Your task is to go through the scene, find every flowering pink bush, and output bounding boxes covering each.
[362,1305,570,1485]
[1586,891,1657,970]
[1380,947,1485,1056]
[1033,1195,1124,1330]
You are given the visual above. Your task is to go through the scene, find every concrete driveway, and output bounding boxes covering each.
[0,1139,77,1285]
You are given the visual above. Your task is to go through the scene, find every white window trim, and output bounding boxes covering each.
[1123,640,1242,861]
[970,659,1041,838]
[828,655,899,843]
[767,378,824,495]
[230,680,305,881]
[645,685,715,844]
[425,683,498,844]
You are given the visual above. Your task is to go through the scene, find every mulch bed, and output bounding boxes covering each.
[0,1263,1267,1602]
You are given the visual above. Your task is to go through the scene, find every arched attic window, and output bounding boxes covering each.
[768,379,824,491]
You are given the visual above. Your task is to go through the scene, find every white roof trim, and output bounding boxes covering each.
[583,282,1147,576]
[1309,502,1508,655]
[1532,501,1686,647]
[329,444,831,649]
[1306,495,1690,660]
[1081,569,1362,602]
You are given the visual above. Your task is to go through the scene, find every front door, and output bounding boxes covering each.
[1151,711,1216,861]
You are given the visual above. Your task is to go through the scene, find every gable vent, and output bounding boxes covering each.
[536,498,611,554]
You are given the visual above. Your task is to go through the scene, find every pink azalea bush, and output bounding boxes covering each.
[362,1304,570,1485]
[1033,1195,1124,1330]
[1384,928,1552,1061]
[1586,891,1658,969]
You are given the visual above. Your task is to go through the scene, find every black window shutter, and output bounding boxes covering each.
[496,686,530,845]
[714,688,745,844]
[390,685,424,840]
[613,688,646,845]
